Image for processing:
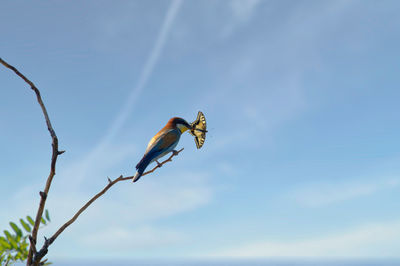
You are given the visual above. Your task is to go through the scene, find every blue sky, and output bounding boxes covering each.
[1,0,400,261]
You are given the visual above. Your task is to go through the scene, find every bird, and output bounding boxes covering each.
[133,117,192,182]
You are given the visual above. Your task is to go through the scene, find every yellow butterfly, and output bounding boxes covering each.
[190,111,207,149]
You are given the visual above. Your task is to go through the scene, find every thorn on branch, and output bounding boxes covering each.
[39,191,47,199]
[107,177,112,183]
[58,150,66,155]
[40,258,48,265]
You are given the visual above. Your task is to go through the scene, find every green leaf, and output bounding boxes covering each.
[26,216,35,226]
[7,237,18,250]
[20,242,28,251]
[9,222,22,238]
[19,219,31,233]
[14,252,21,260]
[3,230,12,241]
[41,217,46,225]
[0,237,11,249]
[45,209,51,222]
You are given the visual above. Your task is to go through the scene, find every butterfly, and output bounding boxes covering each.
[190,111,207,149]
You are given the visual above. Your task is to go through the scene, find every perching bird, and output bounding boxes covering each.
[133,117,192,182]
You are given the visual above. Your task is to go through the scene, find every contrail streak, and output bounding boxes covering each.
[102,0,182,145]
[72,0,182,184]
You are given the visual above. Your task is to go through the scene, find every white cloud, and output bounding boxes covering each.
[230,0,261,22]
[88,172,212,224]
[80,225,184,250]
[290,178,400,207]
[211,220,400,258]
[221,0,261,38]
[34,170,212,230]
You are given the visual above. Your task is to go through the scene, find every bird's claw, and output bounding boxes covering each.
[156,160,162,167]
[172,150,179,156]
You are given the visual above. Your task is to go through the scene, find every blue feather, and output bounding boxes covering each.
[133,129,180,182]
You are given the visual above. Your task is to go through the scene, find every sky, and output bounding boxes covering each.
[1,0,400,262]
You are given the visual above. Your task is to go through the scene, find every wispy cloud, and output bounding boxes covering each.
[230,0,261,22]
[85,172,212,224]
[211,220,400,258]
[290,178,400,207]
[80,225,185,251]
[222,0,261,38]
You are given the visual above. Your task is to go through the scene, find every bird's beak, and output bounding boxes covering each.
[182,125,192,133]
[177,123,192,133]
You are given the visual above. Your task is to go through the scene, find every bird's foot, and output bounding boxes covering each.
[172,150,179,156]
[156,160,162,167]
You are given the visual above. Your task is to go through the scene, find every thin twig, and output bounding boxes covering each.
[32,148,184,264]
[0,58,64,266]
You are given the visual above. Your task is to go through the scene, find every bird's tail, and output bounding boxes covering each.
[132,155,152,182]
[132,172,142,182]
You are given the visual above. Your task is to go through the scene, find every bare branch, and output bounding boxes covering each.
[2,57,186,265]
[28,236,37,254]
[32,148,184,265]
[0,58,64,265]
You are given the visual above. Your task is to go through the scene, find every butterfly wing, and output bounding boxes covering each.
[190,111,207,149]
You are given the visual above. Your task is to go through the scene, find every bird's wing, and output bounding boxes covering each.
[136,128,180,174]
[144,129,180,160]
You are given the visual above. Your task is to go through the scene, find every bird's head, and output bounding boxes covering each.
[168,117,192,133]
